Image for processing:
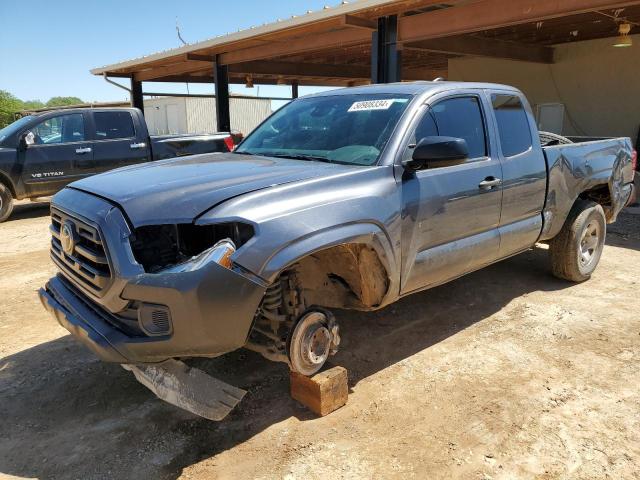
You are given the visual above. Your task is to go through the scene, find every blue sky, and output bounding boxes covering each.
[0,0,337,103]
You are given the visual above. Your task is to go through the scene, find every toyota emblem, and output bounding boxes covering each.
[60,221,77,256]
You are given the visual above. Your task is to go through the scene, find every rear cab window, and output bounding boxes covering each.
[94,111,136,140]
[491,94,533,157]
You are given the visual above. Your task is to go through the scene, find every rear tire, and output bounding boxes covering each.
[549,199,606,282]
[0,183,14,223]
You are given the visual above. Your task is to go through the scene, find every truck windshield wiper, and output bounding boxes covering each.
[266,153,333,163]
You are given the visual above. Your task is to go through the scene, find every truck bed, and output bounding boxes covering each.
[150,133,233,160]
[540,137,634,240]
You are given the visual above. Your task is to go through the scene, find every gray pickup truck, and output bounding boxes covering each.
[39,82,635,418]
[0,107,234,222]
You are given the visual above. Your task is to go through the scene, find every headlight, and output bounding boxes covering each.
[159,239,236,273]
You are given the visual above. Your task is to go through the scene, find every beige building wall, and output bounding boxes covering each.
[448,34,640,140]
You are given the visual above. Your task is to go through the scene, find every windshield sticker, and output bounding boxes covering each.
[348,99,404,112]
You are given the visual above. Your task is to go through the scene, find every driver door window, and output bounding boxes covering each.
[403,96,487,165]
[431,96,487,159]
[33,114,85,145]
[401,110,438,164]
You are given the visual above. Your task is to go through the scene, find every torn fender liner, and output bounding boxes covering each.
[123,359,246,421]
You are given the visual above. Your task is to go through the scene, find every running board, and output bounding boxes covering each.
[123,359,246,421]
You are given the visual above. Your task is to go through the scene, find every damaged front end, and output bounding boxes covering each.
[39,189,271,420]
[122,360,246,421]
[128,221,254,273]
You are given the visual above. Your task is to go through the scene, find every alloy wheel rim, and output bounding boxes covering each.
[579,220,601,266]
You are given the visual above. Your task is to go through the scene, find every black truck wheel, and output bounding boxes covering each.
[0,183,14,223]
[549,199,606,282]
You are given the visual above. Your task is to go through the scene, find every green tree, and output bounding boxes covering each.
[22,99,45,110]
[46,96,83,107]
[0,90,23,128]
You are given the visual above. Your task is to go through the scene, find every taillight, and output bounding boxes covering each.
[223,136,235,152]
[632,149,638,172]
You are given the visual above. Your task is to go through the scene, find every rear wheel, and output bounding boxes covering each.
[0,183,14,223]
[549,199,606,282]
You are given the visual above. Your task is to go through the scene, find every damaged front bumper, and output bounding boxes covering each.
[39,259,267,364]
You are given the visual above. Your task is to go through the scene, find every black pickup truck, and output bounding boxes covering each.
[0,108,235,221]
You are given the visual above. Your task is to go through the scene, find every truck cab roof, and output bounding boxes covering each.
[308,81,521,99]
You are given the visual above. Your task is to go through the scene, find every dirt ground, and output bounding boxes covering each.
[1,200,639,480]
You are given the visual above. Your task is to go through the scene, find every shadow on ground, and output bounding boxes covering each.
[607,210,640,250]
[0,247,579,480]
[8,201,50,221]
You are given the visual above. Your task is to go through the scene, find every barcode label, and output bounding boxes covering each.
[348,99,396,112]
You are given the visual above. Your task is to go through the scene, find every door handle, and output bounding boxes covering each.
[478,177,502,190]
[75,147,92,154]
[130,142,147,150]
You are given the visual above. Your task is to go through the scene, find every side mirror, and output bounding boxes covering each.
[403,136,468,171]
[19,131,35,150]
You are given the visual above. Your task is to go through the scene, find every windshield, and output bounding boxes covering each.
[236,93,413,166]
[0,116,34,144]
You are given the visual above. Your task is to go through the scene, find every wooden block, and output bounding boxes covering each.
[290,366,348,416]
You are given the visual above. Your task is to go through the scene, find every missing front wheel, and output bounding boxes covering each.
[245,269,340,375]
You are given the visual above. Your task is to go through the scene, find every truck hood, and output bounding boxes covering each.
[69,152,355,226]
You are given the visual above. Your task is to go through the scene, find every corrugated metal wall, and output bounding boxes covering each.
[185,97,215,134]
[231,97,273,135]
[144,97,188,135]
[144,97,271,135]
[185,97,273,135]
[145,96,273,135]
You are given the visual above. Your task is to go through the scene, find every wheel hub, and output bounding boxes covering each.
[579,220,601,266]
[306,326,330,364]
[288,310,340,376]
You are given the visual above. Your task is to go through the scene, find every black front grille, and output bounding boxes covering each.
[50,208,112,295]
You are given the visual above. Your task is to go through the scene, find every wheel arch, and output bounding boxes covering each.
[261,222,399,311]
[0,171,17,198]
[541,172,629,242]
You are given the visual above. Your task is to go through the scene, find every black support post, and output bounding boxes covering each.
[130,78,144,114]
[291,80,299,99]
[214,55,231,132]
[371,15,401,84]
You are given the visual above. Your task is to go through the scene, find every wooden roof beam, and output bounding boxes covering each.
[142,61,446,83]
[219,28,370,65]
[143,75,360,87]
[185,53,215,63]
[228,60,370,79]
[134,61,212,81]
[397,0,640,43]
[341,14,378,30]
[404,36,555,63]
